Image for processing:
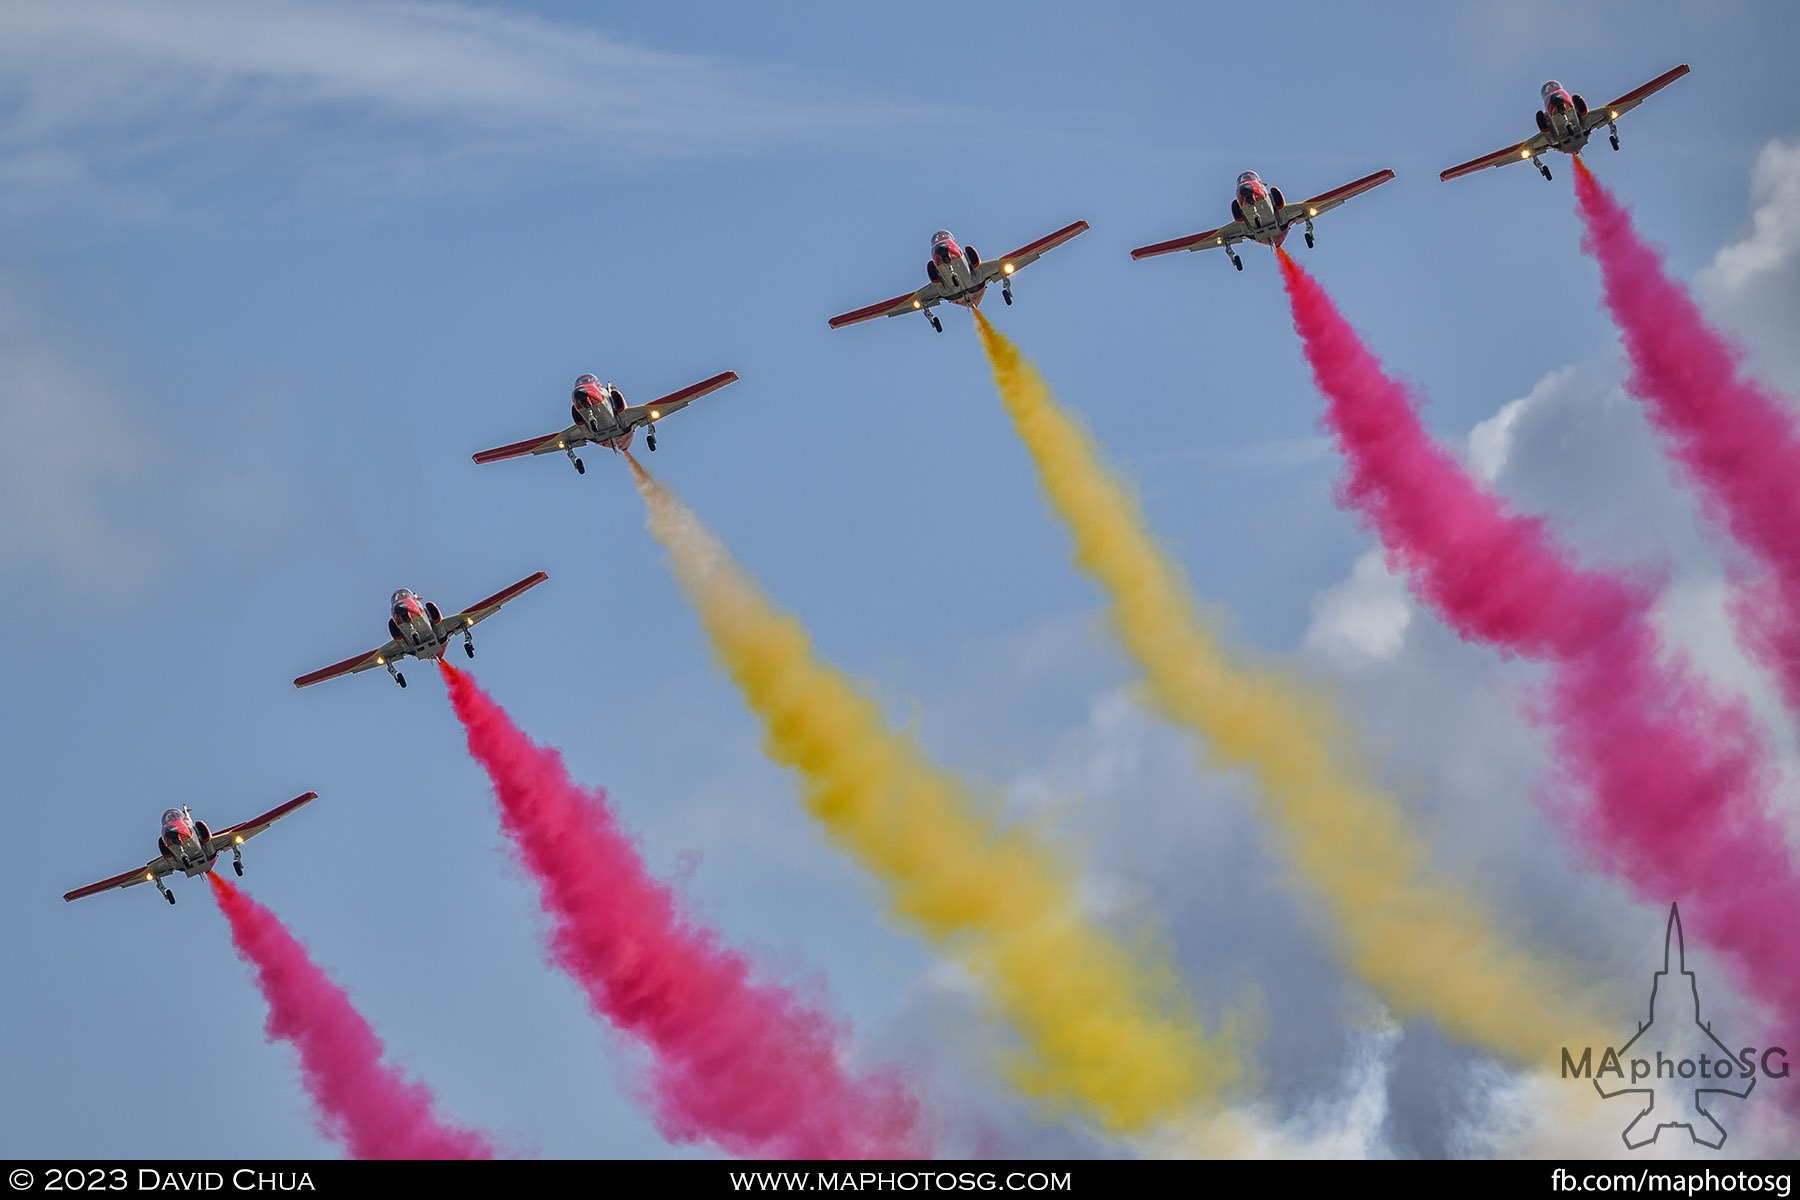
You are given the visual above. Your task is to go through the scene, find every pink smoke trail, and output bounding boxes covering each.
[437,660,928,1159]
[1573,156,1800,723]
[208,874,495,1159]
[1277,248,1800,1028]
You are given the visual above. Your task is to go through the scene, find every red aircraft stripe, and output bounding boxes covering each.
[472,434,558,464]
[459,571,549,620]
[828,292,918,328]
[1130,229,1222,260]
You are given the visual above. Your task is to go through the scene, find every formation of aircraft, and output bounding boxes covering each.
[1440,64,1690,182]
[1129,169,1396,271]
[293,572,549,690]
[473,371,739,474]
[828,222,1089,333]
[64,794,317,905]
[69,61,1698,908]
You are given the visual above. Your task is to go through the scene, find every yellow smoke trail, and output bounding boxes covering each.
[627,455,1247,1138]
[971,309,1618,1060]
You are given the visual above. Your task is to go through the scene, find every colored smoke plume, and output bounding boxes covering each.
[972,308,1614,1060]
[1574,156,1800,726]
[1277,246,1800,1029]
[626,456,1242,1137]
[208,874,495,1159]
[438,660,927,1159]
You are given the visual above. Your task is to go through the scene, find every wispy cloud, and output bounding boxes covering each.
[0,0,938,210]
[0,279,161,587]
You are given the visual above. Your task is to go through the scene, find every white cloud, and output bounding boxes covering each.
[1304,550,1413,667]
[0,280,160,586]
[1702,141,1800,298]
[0,0,933,209]
[1698,139,1800,387]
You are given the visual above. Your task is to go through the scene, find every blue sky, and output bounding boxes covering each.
[4,0,1798,1160]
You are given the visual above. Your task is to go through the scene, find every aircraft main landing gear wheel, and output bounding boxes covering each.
[465,641,475,659]
[1537,160,1553,181]
[930,315,942,332]
[1232,256,1243,272]
[166,891,176,905]
[234,860,243,876]
[647,431,657,451]
[574,458,585,475]
[1002,288,1013,306]
[396,672,408,689]
[1610,134,1620,151]
[1305,232,1315,249]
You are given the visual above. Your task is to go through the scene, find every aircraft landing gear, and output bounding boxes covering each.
[646,430,657,452]
[1304,219,1315,249]
[574,457,585,475]
[232,847,244,877]
[1535,157,1553,181]
[1228,250,1243,271]
[155,878,175,905]
[926,311,943,333]
[464,631,475,659]
[386,660,407,688]
[1608,121,1620,151]
[1002,279,1014,306]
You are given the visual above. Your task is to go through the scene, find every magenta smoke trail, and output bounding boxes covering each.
[208,874,495,1159]
[1573,157,1800,723]
[437,661,928,1159]
[1276,248,1800,1027]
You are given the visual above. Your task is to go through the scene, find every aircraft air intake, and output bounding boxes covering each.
[1276,244,1800,1039]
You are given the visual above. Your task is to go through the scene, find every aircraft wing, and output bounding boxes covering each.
[828,284,948,329]
[970,220,1090,286]
[617,371,739,430]
[293,641,404,689]
[1583,63,1690,131]
[437,570,549,636]
[206,792,318,852]
[1130,222,1249,260]
[1439,130,1554,181]
[472,425,589,465]
[1280,169,1396,224]
[64,856,175,903]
